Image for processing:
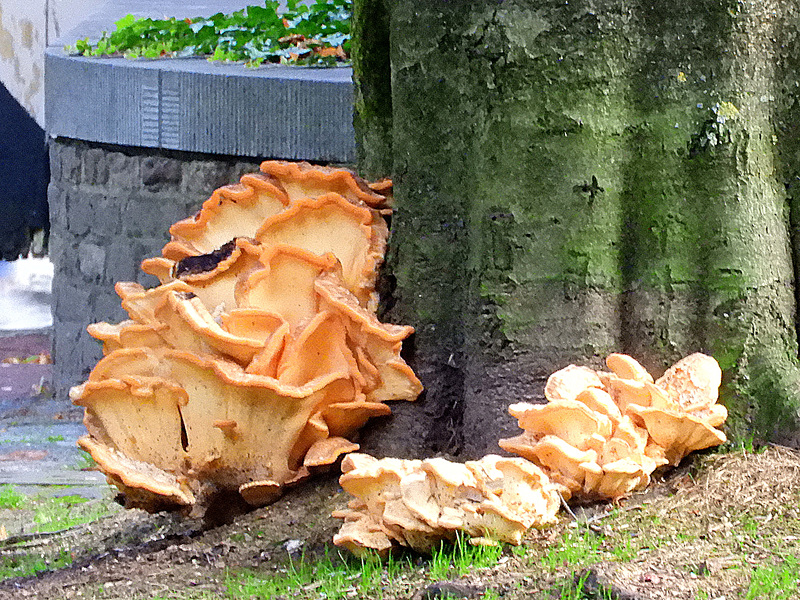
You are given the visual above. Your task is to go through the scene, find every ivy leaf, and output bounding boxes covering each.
[114,14,137,30]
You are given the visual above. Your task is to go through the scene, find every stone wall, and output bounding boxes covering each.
[48,137,261,397]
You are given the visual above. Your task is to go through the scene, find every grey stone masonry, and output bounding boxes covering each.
[49,137,261,397]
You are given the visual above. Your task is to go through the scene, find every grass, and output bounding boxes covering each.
[0,486,26,509]
[0,484,121,580]
[745,555,800,600]
[428,532,504,579]
[0,549,73,580]
[541,526,603,572]
[0,485,116,534]
[73,448,98,471]
[226,532,505,600]
[226,549,384,600]
[556,570,615,600]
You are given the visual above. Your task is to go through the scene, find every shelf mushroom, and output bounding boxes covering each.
[332,453,561,557]
[73,162,420,517]
[500,353,728,501]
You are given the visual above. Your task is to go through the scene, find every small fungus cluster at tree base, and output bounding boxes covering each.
[332,353,728,556]
[72,161,420,518]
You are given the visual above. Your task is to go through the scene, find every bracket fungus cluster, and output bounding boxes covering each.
[499,353,728,500]
[333,352,728,556]
[72,161,421,516]
[332,453,561,556]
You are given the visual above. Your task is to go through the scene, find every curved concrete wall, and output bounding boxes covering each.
[46,50,355,161]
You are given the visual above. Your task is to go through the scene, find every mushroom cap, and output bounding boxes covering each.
[78,435,194,508]
[303,436,360,468]
[239,480,283,507]
[87,320,167,355]
[315,272,421,403]
[116,280,193,326]
[220,309,286,344]
[593,459,649,499]
[319,400,393,438]
[690,403,728,428]
[260,160,390,209]
[655,353,722,412]
[76,163,415,513]
[544,364,604,402]
[245,321,291,378]
[605,353,654,383]
[254,193,386,308]
[158,292,264,365]
[236,245,339,330]
[507,400,612,451]
[504,434,599,489]
[632,406,727,465]
[604,376,653,414]
[275,311,358,388]
[82,346,353,493]
[333,513,395,558]
[574,387,622,422]
[399,469,440,528]
[171,238,265,313]
[166,171,289,260]
[333,453,561,555]
[139,257,175,283]
[471,456,560,530]
[73,377,188,472]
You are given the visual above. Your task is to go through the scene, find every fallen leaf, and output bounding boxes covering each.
[0,450,49,461]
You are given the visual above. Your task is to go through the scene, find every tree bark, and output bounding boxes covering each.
[355,0,800,458]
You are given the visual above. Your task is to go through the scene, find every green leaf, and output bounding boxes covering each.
[113,13,137,30]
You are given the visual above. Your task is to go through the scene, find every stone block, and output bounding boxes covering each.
[52,275,92,322]
[77,241,106,280]
[103,240,140,285]
[77,329,103,381]
[93,284,126,323]
[52,322,83,396]
[53,140,81,183]
[47,182,67,231]
[66,190,117,237]
[106,150,141,190]
[231,160,263,181]
[142,156,182,190]
[81,146,110,186]
[182,160,235,195]
[121,194,177,240]
[46,51,355,161]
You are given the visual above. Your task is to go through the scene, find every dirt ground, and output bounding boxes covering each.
[1,445,799,600]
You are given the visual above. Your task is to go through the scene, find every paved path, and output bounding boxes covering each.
[0,261,108,498]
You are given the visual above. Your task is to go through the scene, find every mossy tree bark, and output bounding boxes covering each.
[355,0,800,458]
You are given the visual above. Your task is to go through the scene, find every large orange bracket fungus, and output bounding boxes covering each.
[72,162,421,517]
[499,353,727,500]
[332,453,561,556]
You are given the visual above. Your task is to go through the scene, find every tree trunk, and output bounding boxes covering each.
[355,0,800,458]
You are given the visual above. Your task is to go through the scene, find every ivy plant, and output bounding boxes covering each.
[66,0,351,67]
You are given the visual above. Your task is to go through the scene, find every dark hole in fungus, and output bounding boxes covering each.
[175,239,238,277]
[179,409,189,452]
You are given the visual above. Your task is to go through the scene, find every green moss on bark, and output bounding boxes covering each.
[351,0,393,178]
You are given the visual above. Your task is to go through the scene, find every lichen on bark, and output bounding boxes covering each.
[355,0,800,457]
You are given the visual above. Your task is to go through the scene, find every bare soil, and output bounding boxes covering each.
[1,445,799,600]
